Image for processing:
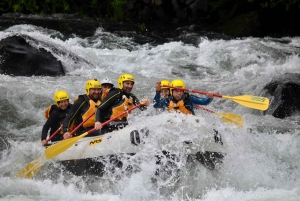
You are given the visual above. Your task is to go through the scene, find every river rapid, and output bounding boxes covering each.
[0,19,300,201]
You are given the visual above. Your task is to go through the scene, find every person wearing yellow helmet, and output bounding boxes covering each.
[153,79,214,114]
[41,90,72,145]
[159,80,171,98]
[94,74,149,134]
[62,79,102,139]
[153,79,171,112]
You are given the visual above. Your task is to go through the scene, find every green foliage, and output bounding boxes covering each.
[137,23,146,32]
[1,0,299,23]
[0,0,119,20]
[63,2,70,12]
[230,1,242,16]
[110,0,126,21]
[207,0,245,19]
[208,0,228,12]
[10,0,39,13]
[247,0,300,10]
[0,0,71,14]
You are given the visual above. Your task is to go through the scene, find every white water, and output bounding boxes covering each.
[0,23,300,201]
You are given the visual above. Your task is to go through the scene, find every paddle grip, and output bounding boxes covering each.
[45,126,62,143]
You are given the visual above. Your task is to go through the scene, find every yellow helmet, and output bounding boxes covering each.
[118,74,135,89]
[160,80,170,90]
[85,79,101,95]
[53,90,69,106]
[170,79,185,95]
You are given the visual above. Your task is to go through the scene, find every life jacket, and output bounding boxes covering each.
[74,95,101,128]
[110,95,134,120]
[101,88,110,101]
[168,93,194,115]
[44,104,57,119]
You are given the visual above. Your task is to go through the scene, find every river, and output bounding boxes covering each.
[0,20,300,201]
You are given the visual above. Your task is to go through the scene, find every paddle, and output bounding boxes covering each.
[17,111,96,179]
[16,155,47,179]
[164,85,270,111]
[44,103,143,159]
[16,126,63,179]
[194,104,244,128]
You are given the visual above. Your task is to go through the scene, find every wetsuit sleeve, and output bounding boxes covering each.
[41,123,50,141]
[95,90,121,122]
[62,97,85,133]
[41,110,60,140]
[190,96,213,110]
[153,91,161,108]
[153,92,161,104]
[153,92,169,109]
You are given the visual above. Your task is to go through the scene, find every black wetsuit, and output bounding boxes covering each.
[41,104,72,142]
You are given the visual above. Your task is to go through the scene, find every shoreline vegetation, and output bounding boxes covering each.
[0,0,300,37]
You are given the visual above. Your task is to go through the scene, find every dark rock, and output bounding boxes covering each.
[0,35,65,76]
[264,73,300,119]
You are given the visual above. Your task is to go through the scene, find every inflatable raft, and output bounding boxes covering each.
[48,125,226,176]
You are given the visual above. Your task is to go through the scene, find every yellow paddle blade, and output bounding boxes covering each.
[17,155,46,179]
[216,112,244,128]
[222,95,269,111]
[45,132,89,159]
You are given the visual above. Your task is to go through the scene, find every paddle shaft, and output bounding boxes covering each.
[164,85,221,97]
[194,104,244,128]
[194,104,215,114]
[163,85,269,110]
